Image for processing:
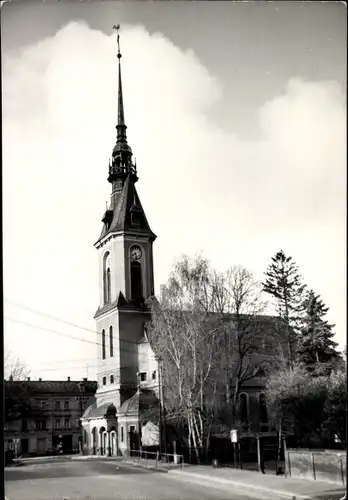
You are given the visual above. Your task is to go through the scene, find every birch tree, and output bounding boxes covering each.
[148,255,221,462]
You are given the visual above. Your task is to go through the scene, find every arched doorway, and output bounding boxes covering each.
[91,427,97,455]
[110,427,117,456]
[99,427,107,455]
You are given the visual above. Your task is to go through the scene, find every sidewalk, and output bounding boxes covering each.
[167,465,346,500]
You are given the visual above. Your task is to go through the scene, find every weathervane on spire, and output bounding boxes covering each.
[113,24,122,58]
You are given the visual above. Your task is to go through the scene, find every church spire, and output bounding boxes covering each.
[108,25,138,185]
[115,25,127,148]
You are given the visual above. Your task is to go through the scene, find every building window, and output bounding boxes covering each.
[259,393,268,429]
[106,268,111,302]
[239,393,249,425]
[131,213,141,226]
[110,375,114,384]
[152,371,157,380]
[55,419,61,429]
[36,420,41,430]
[64,418,70,430]
[103,376,107,386]
[64,401,69,410]
[21,420,28,432]
[109,326,114,357]
[139,372,147,382]
[102,329,106,360]
[55,401,60,411]
[130,261,143,300]
[103,252,111,304]
[121,426,124,442]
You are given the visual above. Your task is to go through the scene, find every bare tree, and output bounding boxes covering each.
[5,351,31,423]
[211,266,274,430]
[148,256,280,459]
[148,255,221,463]
[5,350,30,381]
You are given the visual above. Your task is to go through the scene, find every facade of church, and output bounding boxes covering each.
[81,34,160,456]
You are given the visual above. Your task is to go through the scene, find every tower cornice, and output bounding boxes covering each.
[94,229,157,250]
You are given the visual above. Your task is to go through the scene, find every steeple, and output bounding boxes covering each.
[108,25,138,185]
[96,25,156,246]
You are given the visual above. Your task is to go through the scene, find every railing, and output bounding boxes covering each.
[285,448,346,485]
[126,449,184,470]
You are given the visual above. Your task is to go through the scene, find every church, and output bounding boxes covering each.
[81,29,281,459]
[81,31,160,457]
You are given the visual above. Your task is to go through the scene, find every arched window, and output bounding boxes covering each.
[103,252,111,304]
[131,261,143,300]
[259,393,268,425]
[102,329,106,360]
[109,326,113,357]
[239,393,249,425]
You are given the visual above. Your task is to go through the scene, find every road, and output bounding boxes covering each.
[5,458,270,500]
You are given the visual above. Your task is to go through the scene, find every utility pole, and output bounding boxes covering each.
[76,381,86,454]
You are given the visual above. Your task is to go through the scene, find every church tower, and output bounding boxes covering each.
[93,28,156,411]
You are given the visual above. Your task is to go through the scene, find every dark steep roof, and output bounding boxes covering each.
[96,175,156,246]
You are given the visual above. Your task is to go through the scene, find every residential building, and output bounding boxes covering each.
[5,378,97,456]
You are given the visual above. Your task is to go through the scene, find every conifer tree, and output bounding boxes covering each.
[263,250,306,368]
[297,290,342,375]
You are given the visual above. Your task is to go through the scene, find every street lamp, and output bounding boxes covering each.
[156,356,167,457]
[76,381,86,454]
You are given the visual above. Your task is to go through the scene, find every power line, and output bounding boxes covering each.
[5,297,151,347]
[5,316,156,360]
[5,298,98,335]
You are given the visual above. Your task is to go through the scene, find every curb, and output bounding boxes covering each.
[122,460,169,473]
[168,470,314,500]
[16,455,74,462]
[71,456,123,461]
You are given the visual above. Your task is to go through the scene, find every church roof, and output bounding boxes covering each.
[119,388,159,421]
[96,176,156,246]
[95,27,156,248]
[82,402,116,419]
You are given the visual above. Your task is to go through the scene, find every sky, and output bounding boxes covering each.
[2,1,346,381]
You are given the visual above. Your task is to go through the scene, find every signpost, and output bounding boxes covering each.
[230,430,238,468]
[230,430,238,443]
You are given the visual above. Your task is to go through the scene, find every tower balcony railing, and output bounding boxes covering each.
[109,161,137,178]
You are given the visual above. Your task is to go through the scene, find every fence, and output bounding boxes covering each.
[126,449,184,469]
[285,449,346,485]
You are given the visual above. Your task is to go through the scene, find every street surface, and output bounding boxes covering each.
[5,458,274,500]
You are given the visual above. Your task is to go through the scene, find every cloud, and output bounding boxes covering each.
[3,21,346,377]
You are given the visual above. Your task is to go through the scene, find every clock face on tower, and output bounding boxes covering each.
[130,245,142,261]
